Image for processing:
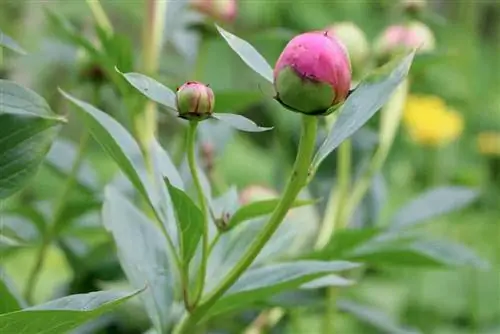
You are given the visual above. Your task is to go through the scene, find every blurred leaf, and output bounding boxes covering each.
[102,187,176,333]
[347,235,488,269]
[214,91,264,113]
[211,186,239,218]
[0,269,26,313]
[151,140,184,190]
[0,290,141,334]
[300,274,355,289]
[212,113,272,132]
[206,260,360,317]
[226,198,316,231]
[310,228,381,259]
[164,179,203,266]
[0,80,63,199]
[45,138,100,192]
[312,52,415,170]
[390,186,480,230]
[215,25,274,84]
[0,235,24,255]
[0,30,26,55]
[117,70,177,113]
[59,90,165,222]
[338,299,420,334]
[0,214,39,243]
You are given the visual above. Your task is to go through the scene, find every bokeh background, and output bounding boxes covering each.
[1,0,500,333]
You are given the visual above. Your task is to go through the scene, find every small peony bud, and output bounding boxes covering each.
[176,81,215,121]
[274,31,352,115]
[327,22,369,78]
[375,21,435,61]
[191,0,237,23]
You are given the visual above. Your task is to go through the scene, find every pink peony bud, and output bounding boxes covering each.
[327,22,369,78]
[375,21,435,60]
[176,81,215,120]
[273,31,352,115]
[191,0,237,23]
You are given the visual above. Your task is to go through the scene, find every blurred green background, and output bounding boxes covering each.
[1,0,500,333]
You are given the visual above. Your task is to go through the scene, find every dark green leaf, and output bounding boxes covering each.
[312,52,415,170]
[45,138,100,192]
[0,30,27,55]
[117,70,177,113]
[59,90,162,218]
[206,260,360,317]
[338,299,419,334]
[165,179,204,265]
[215,25,274,84]
[212,113,272,133]
[0,80,64,199]
[390,186,479,230]
[0,269,26,313]
[0,290,141,334]
[227,198,316,231]
[102,187,176,333]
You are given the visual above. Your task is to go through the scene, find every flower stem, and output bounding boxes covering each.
[85,0,113,36]
[24,131,89,304]
[187,121,210,307]
[173,115,318,333]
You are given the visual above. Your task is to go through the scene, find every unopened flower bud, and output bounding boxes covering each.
[191,0,237,23]
[176,81,215,121]
[274,31,352,115]
[327,22,369,78]
[375,21,435,61]
[401,0,427,16]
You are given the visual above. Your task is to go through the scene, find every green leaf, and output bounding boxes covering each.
[300,274,355,289]
[214,91,263,113]
[0,30,27,55]
[0,269,26,313]
[212,113,273,133]
[226,198,316,231]
[338,299,419,334]
[215,25,274,84]
[309,228,381,259]
[312,52,415,170]
[0,80,63,199]
[45,138,101,192]
[116,70,177,113]
[59,90,164,221]
[0,235,24,255]
[102,187,176,333]
[0,289,141,334]
[164,179,204,265]
[151,140,184,190]
[347,235,488,269]
[206,260,360,317]
[390,186,479,230]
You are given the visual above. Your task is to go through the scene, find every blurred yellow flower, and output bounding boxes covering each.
[403,94,464,146]
[477,132,500,156]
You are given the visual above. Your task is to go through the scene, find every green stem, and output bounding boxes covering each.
[187,121,210,307]
[174,115,318,333]
[208,232,221,255]
[325,287,337,333]
[315,140,352,249]
[24,131,89,303]
[85,0,113,36]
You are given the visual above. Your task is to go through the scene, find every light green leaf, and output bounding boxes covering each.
[300,274,355,289]
[59,90,167,223]
[212,113,272,133]
[117,70,177,113]
[215,25,274,84]
[0,30,27,55]
[390,186,479,230]
[226,198,316,231]
[312,52,415,170]
[45,138,101,192]
[338,299,419,334]
[164,179,204,265]
[0,269,26,313]
[0,80,63,199]
[0,290,140,334]
[102,187,176,333]
[206,260,360,317]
